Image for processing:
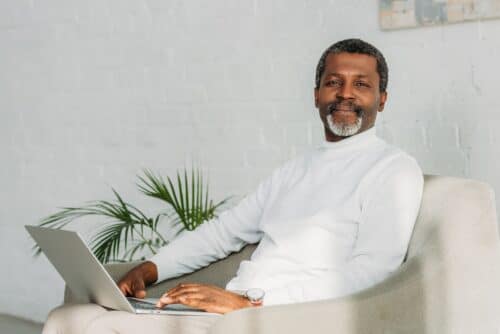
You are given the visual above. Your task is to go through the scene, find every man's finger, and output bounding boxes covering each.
[164,287,199,300]
[156,291,201,307]
[178,295,204,309]
[132,280,146,299]
[165,283,201,296]
[156,293,204,309]
[118,281,131,296]
[134,289,146,299]
[156,294,173,308]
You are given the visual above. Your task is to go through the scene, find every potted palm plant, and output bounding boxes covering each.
[34,169,230,263]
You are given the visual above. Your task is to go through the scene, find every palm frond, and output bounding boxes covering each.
[34,190,156,262]
[34,168,230,263]
[122,239,159,262]
[137,168,230,231]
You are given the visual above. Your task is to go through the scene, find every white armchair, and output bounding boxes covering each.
[65,175,500,333]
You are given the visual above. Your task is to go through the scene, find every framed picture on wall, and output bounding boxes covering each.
[379,0,500,30]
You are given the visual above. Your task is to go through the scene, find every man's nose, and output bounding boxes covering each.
[336,84,355,100]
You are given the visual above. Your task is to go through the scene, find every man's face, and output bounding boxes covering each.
[314,52,387,142]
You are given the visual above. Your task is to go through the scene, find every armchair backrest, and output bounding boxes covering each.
[406,175,499,261]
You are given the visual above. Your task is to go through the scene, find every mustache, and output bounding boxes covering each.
[326,100,364,116]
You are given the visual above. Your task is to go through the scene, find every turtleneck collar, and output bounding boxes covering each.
[320,127,378,151]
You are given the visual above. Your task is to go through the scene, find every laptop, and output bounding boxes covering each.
[26,225,220,316]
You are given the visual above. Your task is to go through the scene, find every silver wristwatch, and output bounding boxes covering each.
[244,288,265,305]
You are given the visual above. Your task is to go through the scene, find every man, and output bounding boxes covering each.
[43,38,423,334]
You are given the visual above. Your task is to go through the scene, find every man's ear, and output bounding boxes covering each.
[314,88,319,108]
[378,91,387,112]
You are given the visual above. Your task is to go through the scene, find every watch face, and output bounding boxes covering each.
[246,288,265,302]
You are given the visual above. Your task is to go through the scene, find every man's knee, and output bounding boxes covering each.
[42,304,107,334]
[82,311,130,334]
[83,311,218,334]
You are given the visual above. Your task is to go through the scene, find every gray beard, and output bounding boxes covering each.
[326,114,363,137]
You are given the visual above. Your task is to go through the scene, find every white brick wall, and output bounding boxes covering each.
[1,0,499,322]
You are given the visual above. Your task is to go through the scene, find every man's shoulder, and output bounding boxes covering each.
[361,139,423,187]
[372,138,421,170]
[357,143,423,205]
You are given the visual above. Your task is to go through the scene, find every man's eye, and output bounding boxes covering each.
[325,80,341,87]
[355,81,370,88]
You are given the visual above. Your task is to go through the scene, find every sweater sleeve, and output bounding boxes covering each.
[262,155,424,305]
[149,166,285,283]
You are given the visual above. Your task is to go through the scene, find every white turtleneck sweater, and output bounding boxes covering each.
[150,128,423,305]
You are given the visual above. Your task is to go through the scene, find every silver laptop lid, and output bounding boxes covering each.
[26,225,134,313]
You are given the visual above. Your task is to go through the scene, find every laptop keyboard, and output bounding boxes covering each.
[127,298,159,310]
[127,297,202,311]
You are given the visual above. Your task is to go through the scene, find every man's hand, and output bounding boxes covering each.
[156,283,254,314]
[117,261,158,299]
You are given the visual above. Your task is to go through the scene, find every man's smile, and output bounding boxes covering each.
[326,101,364,117]
[334,109,356,113]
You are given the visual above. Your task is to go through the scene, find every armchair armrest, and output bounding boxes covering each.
[209,257,426,334]
[209,250,500,334]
